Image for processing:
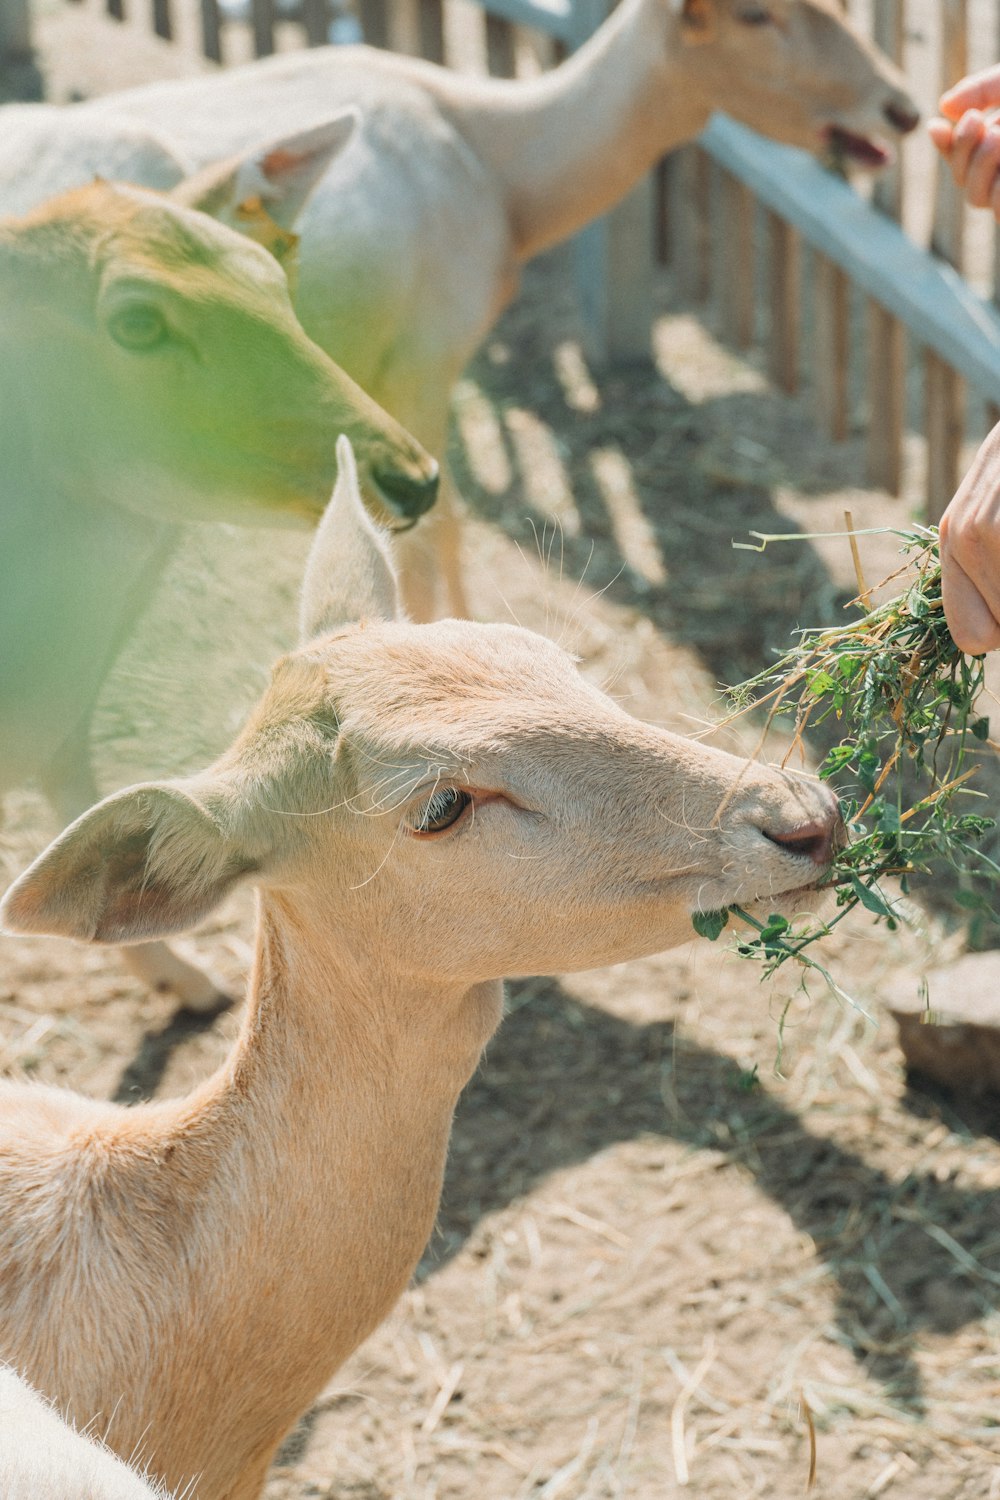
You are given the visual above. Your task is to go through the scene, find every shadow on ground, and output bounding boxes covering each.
[451,255,843,688]
[423,976,1000,1419]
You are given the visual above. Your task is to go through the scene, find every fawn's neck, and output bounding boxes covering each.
[138,894,503,1497]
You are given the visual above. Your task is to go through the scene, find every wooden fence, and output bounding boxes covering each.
[7,0,1000,517]
[667,0,1000,522]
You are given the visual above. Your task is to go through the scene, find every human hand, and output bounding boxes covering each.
[940,422,1000,654]
[927,64,1000,216]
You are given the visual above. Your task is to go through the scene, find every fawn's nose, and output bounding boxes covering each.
[883,98,920,135]
[372,460,440,525]
[761,793,844,868]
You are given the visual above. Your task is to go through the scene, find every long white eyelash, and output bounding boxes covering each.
[416,786,462,830]
[349,771,465,888]
[264,728,466,821]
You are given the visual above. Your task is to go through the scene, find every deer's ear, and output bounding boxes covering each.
[0,784,256,945]
[299,435,401,640]
[673,0,717,42]
[172,110,359,249]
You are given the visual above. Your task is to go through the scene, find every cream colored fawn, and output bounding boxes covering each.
[0,437,841,1500]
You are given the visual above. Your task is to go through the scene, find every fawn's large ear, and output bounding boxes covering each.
[172,111,359,258]
[0,783,256,945]
[299,435,401,640]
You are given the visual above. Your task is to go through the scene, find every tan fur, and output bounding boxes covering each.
[49,0,921,614]
[0,171,435,1011]
[0,439,842,1500]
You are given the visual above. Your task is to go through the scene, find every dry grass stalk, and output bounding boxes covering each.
[801,1389,818,1491]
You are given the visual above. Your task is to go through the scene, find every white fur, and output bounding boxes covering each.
[0,1367,178,1500]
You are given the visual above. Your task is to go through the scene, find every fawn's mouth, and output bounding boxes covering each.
[823,125,893,169]
[737,881,828,924]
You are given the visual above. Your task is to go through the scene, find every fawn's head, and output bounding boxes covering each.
[667,0,918,164]
[0,132,437,527]
[2,440,842,992]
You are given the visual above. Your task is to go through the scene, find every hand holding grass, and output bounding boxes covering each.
[695,528,999,990]
[940,423,1000,656]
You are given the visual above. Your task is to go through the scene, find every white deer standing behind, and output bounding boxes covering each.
[0,106,188,214]
[0,439,842,1500]
[8,0,919,615]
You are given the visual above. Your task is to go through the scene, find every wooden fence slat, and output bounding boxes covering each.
[389,0,421,54]
[604,175,654,364]
[357,0,389,46]
[867,0,906,494]
[814,252,850,442]
[521,25,557,72]
[767,211,800,395]
[250,0,275,54]
[872,0,905,222]
[573,174,654,366]
[417,0,444,62]
[931,0,968,269]
[925,351,965,522]
[867,300,905,494]
[152,0,172,40]
[0,0,33,49]
[389,0,443,60]
[655,157,672,266]
[199,0,222,61]
[718,170,754,350]
[301,0,329,47]
[485,13,517,76]
[671,146,711,304]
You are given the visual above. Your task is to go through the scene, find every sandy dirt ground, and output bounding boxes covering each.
[4,3,1000,1497]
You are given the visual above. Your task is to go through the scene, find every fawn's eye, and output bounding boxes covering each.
[108,303,169,352]
[738,5,773,22]
[411,787,472,835]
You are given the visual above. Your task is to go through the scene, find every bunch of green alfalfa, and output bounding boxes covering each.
[693,524,1000,995]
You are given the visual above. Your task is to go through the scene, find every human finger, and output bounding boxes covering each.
[940,64,1000,121]
[940,447,1000,652]
[948,110,988,186]
[964,124,1000,207]
[927,116,955,156]
[941,548,1000,654]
